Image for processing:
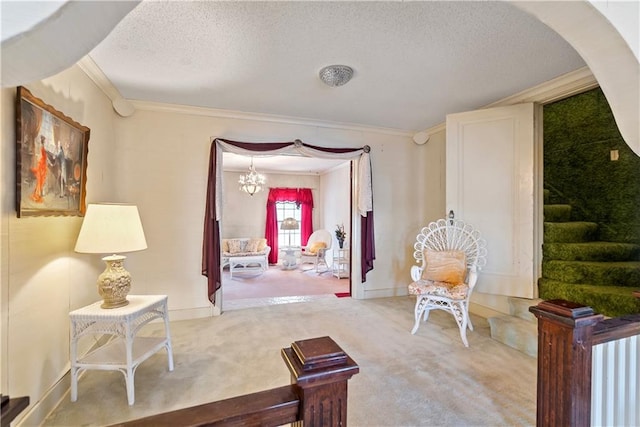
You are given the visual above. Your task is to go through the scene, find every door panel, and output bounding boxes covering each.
[446,103,537,298]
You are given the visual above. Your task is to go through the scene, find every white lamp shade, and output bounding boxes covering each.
[75,203,147,254]
[281,217,299,230]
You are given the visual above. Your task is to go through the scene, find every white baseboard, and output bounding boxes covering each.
[469,302,505,319]
[15,373,69,427]
[167,305,218,321]
[362,286,409,299]
[15,336,111,426]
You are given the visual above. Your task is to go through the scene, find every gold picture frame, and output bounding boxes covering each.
[15,86,90,217]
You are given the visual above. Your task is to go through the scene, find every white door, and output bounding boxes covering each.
[446,103,540,298]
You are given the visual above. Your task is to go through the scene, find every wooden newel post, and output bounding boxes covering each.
[281,336,359,427]
[529,299,604,427]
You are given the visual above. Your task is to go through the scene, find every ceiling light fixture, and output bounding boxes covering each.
[239,157,266,196]
[319,65,354,87]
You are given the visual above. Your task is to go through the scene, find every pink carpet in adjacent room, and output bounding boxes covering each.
[222,265,350,302]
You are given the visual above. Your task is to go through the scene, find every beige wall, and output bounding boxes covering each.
[318,162,351,269]
[319,162,351,248]
[221,170,320,239]
[113,108,428,307]
[1,65,117,422]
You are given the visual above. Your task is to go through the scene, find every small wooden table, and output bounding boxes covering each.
[69,295,174,405]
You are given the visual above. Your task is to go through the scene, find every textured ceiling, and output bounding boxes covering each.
[223,152,348,175]
[89,0,586,133]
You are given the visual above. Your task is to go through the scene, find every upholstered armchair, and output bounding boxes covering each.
[299,229,332,273]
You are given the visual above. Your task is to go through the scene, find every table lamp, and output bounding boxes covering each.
[281,217,299,247]
[75,203,147,308]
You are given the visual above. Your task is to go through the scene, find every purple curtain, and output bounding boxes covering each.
[202,142,221,303]
[202,138,376,304]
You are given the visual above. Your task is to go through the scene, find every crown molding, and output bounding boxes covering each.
[484,66,598,108]
[129,100,413,137]
[77,55,122,101]
[76,55,412,137]
[79,54,595,139]
[422,66,598,136]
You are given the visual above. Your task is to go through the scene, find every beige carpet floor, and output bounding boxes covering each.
[43,297,537,426]
[222,265,350,310]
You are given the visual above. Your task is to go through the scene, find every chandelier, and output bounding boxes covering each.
[238,157,266,196]
[319,65,354,87]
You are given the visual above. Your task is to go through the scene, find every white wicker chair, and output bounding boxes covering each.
[408,218,487,347]
[299,229,332,273]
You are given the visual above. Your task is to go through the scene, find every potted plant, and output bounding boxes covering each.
[335,224,346,249]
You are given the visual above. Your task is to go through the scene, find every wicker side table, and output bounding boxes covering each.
[69,295,174,405]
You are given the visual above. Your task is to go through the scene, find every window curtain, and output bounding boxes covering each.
[265,188,314,264]
[264,188,313,264]
[297,188,314,245]
[202,138,374,304]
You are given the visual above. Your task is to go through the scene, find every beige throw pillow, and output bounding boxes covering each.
[245,239,260,253]
[228,239,244,254]
[421,249,467,285]
[308,242,327,255]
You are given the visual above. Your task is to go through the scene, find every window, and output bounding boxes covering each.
[276,201,301,247]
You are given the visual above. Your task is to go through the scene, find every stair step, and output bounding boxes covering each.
[544,204,572,222]
[508,297,543,322]
[538,279,640,317]
[488,315,538,357]
[544,222,599,243]
[542,260,640,287]
[543,242,640,261]
[543,189,550,205]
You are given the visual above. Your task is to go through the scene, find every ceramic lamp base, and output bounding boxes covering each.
[98,254,131,309]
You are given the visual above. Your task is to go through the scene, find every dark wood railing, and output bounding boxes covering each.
[530,295,640,427]
[1,394,30,427]
[113,336,359,427]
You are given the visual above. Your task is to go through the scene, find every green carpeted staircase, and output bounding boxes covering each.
[489,192,640,356]
[539,191,640,317]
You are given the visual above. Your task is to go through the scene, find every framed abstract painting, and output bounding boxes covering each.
[15,86,90,217]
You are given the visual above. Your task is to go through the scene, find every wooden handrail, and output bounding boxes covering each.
[592,290,640,345]
[1,394,30,427]
[592,313,640,345]
[530,298,640,427]
[113,385,300,427]
[114,336,359,427]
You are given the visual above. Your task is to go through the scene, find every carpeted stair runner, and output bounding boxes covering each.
[543,242,640,262]
[488,297,541,357]
[539,191,640,317]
